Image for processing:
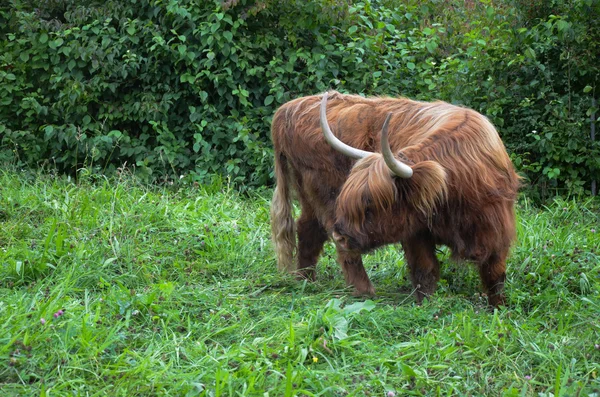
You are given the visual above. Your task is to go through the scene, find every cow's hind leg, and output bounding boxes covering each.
[296,211,328,281]
[402,232,440,304]
[336,250,375,296]
[477,251,508,308]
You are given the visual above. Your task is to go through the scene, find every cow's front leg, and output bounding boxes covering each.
[336,250,375,296]
[402,232,440,304]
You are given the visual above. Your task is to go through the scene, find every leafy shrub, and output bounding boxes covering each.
[433,0,599,197]
[0,0,598,197]
[0,0,275,186]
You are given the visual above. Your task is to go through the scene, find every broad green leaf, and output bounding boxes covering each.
[342,300,375,315]
[426,41,438,53]
[524,47,536,60]
[401,363,418,378]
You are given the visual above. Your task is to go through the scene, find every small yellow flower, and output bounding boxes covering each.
[312,356,318,363]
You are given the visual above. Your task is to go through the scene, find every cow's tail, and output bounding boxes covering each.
[270,153,296,272]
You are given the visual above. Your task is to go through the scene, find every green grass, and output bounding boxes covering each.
[0,169,599,396]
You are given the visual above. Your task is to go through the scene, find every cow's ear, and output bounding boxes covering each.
[332,231,349,250]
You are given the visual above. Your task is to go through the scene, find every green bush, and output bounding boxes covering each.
[446,0,600,198]
[0,0,281,186]
[0,0,598,197]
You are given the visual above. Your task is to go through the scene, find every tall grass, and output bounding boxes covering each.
[0,169,598,396]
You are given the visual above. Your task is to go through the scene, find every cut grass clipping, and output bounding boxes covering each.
[0,169,599,396]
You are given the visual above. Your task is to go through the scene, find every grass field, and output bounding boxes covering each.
[0,169,599,396]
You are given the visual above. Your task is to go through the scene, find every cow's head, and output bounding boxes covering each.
[320,92,417,252]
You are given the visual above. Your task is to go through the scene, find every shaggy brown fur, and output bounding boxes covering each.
[270,91,520,307]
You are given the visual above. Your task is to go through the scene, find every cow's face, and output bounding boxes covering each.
[332,156,400,253]
[332,207,387,253]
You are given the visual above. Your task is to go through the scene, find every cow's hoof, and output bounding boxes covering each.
[488,293,506,308]
[294,269,316,282]
[352,284,375,297]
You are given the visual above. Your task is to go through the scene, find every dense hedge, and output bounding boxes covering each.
[0,0,598,197]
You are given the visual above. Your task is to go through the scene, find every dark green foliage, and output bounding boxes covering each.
[0,0,280,186]
[446,0,600,198]
[0,0,598,197]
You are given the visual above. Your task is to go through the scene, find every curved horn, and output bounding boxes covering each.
[381,113,413,178]
[320,92,373,160]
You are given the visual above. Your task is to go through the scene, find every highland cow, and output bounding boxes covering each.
[270,91,520,307]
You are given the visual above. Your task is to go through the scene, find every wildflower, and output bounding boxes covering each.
[312,357,318,363]
[40,318,46,325]
[595,344,599,350]
[524,375,532,381]
[54,312,59,318]
[387,391,396,397]
[591,229,596,233]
